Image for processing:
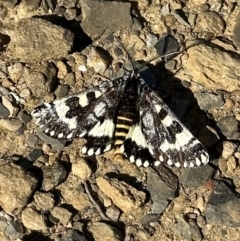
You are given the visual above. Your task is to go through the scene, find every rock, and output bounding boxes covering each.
[2,0,18,8]
[147,169,177,214]
[194,93,224,110]
[21,0,41,12]
[64,8,77,20]
[233,10,240,48]
[221,141,237,159]
[0,220,8,230]
[55,84,70,98]
[4,221,24,239]
[179,165,213,187]
[7,18,74,64]
[64,72,76,85]
[42,163,67,191]
[0,161,38,212]
[89,222,123,241]
[27,148,43,162]
[87,47,109,74]
[17,111,32,124]
[105,205,121,222]
[21,208,48,230]
[170,215,193,241]
[96,176,146,213]
[206,181,240,227]
[0,103,10,118]
[57,61,69,79]
[34,192,55,211]
[51,206,72,225]
[36,127,67,151]
[59,229,88,241]
[58,0,77,8]
[81,0,132,38]
[72,157,92,181]
[7,63,24,83]
[217,116,238,138]
[24,70,53,97]
[58,176,91,211]
[185,45,240,92]
[195,11,224,35]
[0,119,22,131]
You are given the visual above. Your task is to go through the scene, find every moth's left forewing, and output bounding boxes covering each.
[139,87,209,168]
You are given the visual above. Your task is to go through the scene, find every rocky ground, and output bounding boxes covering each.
[0,0,240,240]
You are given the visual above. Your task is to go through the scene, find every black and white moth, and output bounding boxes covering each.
[31,62,209,168]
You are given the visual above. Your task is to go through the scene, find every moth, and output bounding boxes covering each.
[31,56,209,168]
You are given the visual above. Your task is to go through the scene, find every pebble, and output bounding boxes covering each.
[196,11,224,35]
[87,47,109,74]
[81,0,132,38]
[72,157,92,181]
[185,45,240,92]
[64,8,77,20]
[21,208,48,230]
[7,18,74,64]
[57,61,69,79]
[147,168,177,214]
[55,84,70,98]
[96,176,146,213]
[7,62,24,83]
[42,163,67,191]
[58,0,77,8]
[217,116,238,138]
[194,93,224,110]
[36,127,67,151]
[34,192,55,211]
[221,141,237,159]
[4,221,24,239]
[0,103,10,118]
[58,176,91,211]
[64,72,76,85]
[0,161,38,212]
[27,148,43,162]
[105,205,121,222]
[0,119,22,131]
[17,111,32,124]
[59,229,88,241]
[233,10,240,48]
[206,181,240,227]
[89,222,123,241]
[179,164,213,187]
[51,206,72,226]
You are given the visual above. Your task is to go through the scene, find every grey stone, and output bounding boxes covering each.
[55,84,70,98]
[147,168,177,214]
[233,10,240,48]
[179,165,213,187]
[60,229,88,241]
[4,221,24,239]
[42,163,67,191]
[140,214,161,226]
[27,149,43,162]
[217,116,238,138]
[81,0,132,38]
[17,111,32,124]
[0,220,8,230]
[7,18,74,64]
[0,103,10,118]
[26,135,39,148]
[36,127,66,151]
[194,93,224,110]
[206,181,240,227]
[64,72,76,85]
